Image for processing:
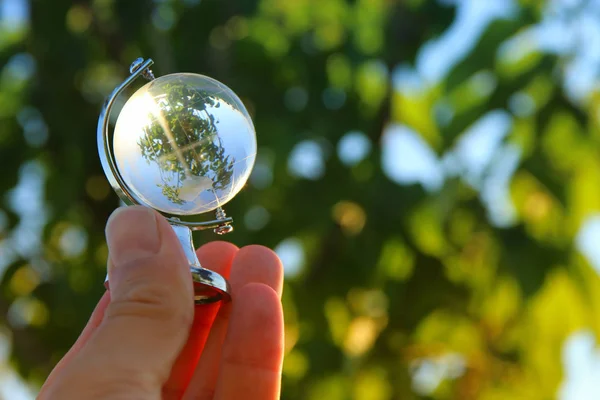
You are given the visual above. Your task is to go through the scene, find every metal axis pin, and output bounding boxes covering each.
[130,57,156,81]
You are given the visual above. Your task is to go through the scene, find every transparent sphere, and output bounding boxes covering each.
[113,73,256,215]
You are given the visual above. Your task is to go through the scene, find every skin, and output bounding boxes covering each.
[38,206,285,400]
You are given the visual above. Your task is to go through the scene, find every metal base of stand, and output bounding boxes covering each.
[191,267,231,304]
[171,222,231,304]
[103,265,230,304]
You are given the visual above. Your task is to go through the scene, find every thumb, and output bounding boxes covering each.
[67,206,194,397]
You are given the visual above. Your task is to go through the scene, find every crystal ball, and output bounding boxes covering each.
[113,73,256,215]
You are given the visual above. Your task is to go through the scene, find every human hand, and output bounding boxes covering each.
[38,206,284,400]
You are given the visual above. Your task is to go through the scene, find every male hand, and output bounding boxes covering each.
[38,206,284,400]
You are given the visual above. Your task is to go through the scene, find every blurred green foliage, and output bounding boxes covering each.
[1,0,600,399]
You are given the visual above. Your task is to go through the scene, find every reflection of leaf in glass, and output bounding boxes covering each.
[158,183,185,205]
[137,79,235,205]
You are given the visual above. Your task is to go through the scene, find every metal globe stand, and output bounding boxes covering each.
[97,58,233,304]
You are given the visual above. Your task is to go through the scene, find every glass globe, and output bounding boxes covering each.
[113,73,256,215]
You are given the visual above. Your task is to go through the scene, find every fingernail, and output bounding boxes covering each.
[106,207,161,266]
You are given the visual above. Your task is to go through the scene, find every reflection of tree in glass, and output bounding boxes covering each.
[136,79,235,205]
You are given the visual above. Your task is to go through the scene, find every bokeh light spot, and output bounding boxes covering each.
[354,368,392,400]
[85,175,111,201]
[59,225,88,259]
[325,297,351,347]
[282,349,309,380]
[344,316,378,356]
[284,86,308,112]
[225,16,249,40]
[337,130,371,167]
[410,353,466,396]
[0,0,29,31]
[377,238,415,281]
[152,4,176,32]
[209,26,231,50]
[288,140,326,180]
[509,92,536,117]
[332,201,366,236]
[327,53,352,89]
[356,60,388,110]
[322,87,346,110]
[2,53,35,83]
[17,107,48,148]
[244,205,271,231]
[576,215,600,275]
[381,124,444,191]
[66,5,92,34]
[9,265,40,297]
[250,149,274,189]
[274,237,305,278]
[7,297,49,328]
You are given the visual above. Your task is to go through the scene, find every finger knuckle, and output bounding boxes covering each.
[44,367,156,400]
[107,278,192,328]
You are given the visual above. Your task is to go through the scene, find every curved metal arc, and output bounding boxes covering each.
[97,58,155,207]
